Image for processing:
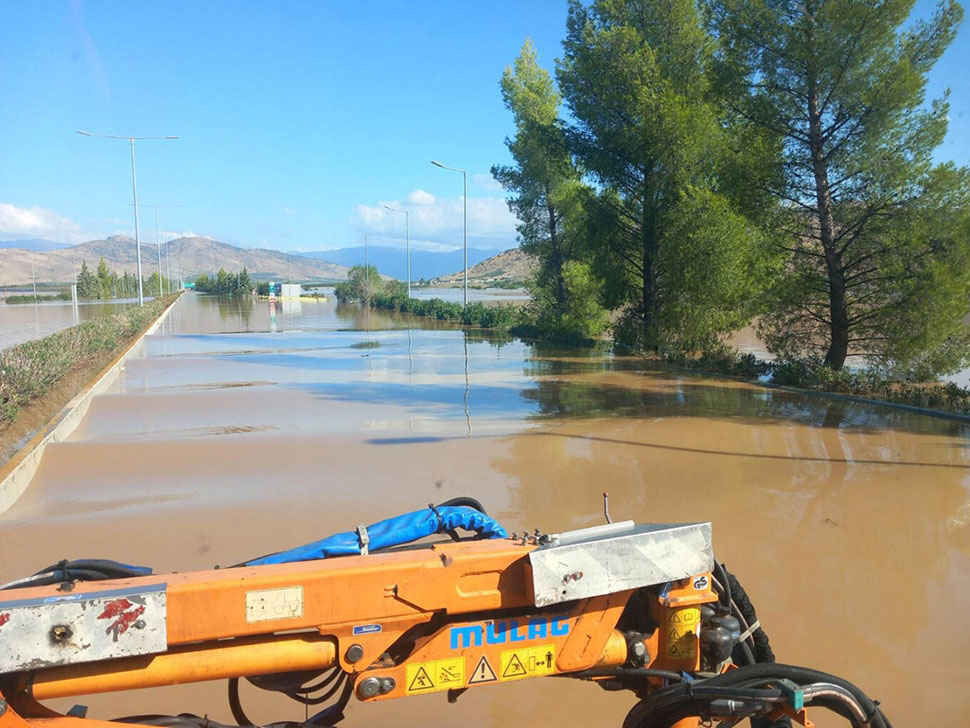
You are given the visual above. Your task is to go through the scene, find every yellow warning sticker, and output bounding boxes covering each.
[664,607,699,659]
[467,655,498,685]
[499,644,556,682]
[405,657,465,695]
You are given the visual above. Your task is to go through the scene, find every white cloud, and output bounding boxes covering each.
[408,189,436,206]
[473,173,504,193]
[0,202,83,241]
[283,207,296,215]
[353,189,517,251]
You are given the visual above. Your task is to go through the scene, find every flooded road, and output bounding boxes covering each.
[2,291,969,725]
[0,297,146,351]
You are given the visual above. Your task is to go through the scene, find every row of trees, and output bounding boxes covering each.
[194,267,253,295]
[495,0,970,375]
[76,258,170,300]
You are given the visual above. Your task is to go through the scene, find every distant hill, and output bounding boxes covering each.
[0,236,350,286]
[293,246,504,281]
[433,247,536,286]
[0,238,72,252]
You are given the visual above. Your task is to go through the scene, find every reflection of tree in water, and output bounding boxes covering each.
[215,294,253,329]
[520,373,970,438]
[491,402,970,706]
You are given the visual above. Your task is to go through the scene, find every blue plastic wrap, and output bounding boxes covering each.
[245,506,508,566]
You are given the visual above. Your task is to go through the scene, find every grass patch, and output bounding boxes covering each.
[5,293,71,304]
[0,295,176,426]
[667,348,970,417]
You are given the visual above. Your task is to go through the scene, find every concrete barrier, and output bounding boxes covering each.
[0,295,182,515]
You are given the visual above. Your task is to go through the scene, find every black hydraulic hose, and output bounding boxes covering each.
[723,566,776,664]
[306,675,355,726]
[563,667,685,682]
[435,496,488,514]
[227,677,253,726]
[290,667,343,694]
[713,559,733,611]
[1,559,152,590]
[627,664,889,728]
[702,664,890,728]
[285,671,349,706]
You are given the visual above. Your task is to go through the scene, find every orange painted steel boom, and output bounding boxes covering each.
[0,518,861,728]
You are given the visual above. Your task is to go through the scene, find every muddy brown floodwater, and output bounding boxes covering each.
[2,291,969,726]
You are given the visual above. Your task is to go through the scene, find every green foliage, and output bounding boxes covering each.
[5,292,71,304]
[529,260,609,342]
[366,291,525,330]
[194,268,251,296]
[76,261,98,299]
[0,296,173,425]
[492,39,588,320]
[333,264,385,303]
[553,0,772,351]
[710,0,969,372]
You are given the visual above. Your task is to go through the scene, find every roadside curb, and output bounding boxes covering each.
[0,293,183,515]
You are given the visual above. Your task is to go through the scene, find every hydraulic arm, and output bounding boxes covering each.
[0,503,891,728]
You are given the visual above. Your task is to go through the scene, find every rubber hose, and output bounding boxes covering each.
[435,496,488,514]
[723,566,776,664]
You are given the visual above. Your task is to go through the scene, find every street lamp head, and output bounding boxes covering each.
[383,205,396,211]
[431,160,445,168]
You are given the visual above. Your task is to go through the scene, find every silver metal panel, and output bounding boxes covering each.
[0,584,167,674]
[528,522,713,607]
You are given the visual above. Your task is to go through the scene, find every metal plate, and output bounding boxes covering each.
[528,522,713,607]
[0,584,167,674]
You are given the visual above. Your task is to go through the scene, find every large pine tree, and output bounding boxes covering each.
[557,0,772,352]
[710,0,970,372]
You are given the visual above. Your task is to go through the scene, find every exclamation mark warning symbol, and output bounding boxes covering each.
[467,655,498,685]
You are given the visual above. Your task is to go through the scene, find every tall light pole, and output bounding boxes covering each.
[383,204,411,298]
[138,203,182,296]
[431,160,468,306]
[78,130,178,305]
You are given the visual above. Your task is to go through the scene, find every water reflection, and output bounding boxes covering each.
[4,291,970,725]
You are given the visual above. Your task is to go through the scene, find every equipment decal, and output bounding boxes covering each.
[499,644,556,681]
[405,656,465,695]
[245,586,303,623]
[467,655,498,685]
[664,607,699,659]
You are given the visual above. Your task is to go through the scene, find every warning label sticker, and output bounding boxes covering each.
[664,607,699,659]
[499,644,556,682]
[405,657,465,695]
[467,655,498,685]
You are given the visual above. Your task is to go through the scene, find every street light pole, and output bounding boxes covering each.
[431,160,468,306]
[138,203,182,296]
[383,204,411,298]
[78,130,178,306]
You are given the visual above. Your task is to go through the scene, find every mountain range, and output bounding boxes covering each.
[291,246,504,281]
[432,247,536,286]
[0,236,349,287]
[0,238,73,252]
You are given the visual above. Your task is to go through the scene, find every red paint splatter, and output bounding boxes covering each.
[0,612,9,628]
[105,605,145,636]
[98,598,133,620]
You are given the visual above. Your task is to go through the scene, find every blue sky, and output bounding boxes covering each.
[0,0,967,253]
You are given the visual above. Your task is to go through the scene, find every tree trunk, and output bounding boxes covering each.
[807,72,849,370]
[545,183,567,311]
[641,200,655,347]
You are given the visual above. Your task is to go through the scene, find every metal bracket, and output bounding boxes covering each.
[357,524,370,556]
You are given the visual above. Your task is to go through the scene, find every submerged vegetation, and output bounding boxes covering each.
[5,292,71,304]
[76,258,173,300]
[488,0,970,379]
[0,295,177,426]
[193,267,253,295]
